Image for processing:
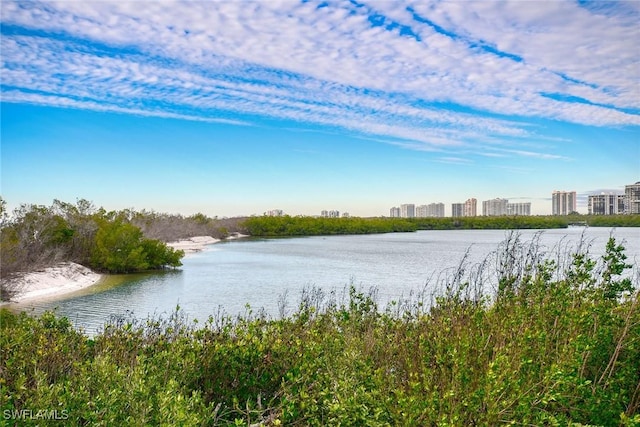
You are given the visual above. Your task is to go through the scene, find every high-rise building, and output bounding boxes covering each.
[451,203,464,218]
[400,204,415,218]
[507,202,531,216]
[266,209,284,216]
[390,207,401,218]
[416,203,444,218]
[464,198,477,217]
[625,182,640,214]
[482,198,508,216]
[452,198,477,217]
[588,193,625,215]
[431,203,445,217]
[552,191,577,215]
[321,210,340,218]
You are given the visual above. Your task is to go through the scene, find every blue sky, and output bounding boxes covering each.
[1,1,638,217]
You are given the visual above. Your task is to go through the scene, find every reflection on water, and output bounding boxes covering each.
[7,227,640,335]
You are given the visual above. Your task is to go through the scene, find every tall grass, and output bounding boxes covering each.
[1,234,639,426]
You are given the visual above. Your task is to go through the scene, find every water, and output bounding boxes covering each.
[9,228,640,334]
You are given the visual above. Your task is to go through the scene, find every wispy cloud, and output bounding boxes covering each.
[435,156,473,165]
[584,188,626,195]
[1,0,638,160]
[487,148,572,161]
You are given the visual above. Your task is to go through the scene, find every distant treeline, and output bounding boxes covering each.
[242,216,418,236]
[242,214,640,236]
[577,214,640,227]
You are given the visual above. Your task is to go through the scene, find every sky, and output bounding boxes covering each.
[1,0,639,218]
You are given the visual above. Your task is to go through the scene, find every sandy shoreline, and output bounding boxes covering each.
[165,235,221,253]
[165,233,248,253]
[1,234,247,305]
[0,262,104,305]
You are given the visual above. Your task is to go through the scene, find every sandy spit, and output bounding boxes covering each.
[1,234,249,305]
[1,262,103,305]
[166,233,249,253]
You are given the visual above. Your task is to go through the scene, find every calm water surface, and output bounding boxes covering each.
[11,228,640,334]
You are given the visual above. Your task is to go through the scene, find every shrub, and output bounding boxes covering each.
[1,236,638,425]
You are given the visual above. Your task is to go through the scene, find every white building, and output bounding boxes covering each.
[482,198,508,216]
[416,203,444,218]
[625,182,640,214]
[552,191,577,215]
[451,203,464,218]
[389,207,401,218]
[464,198,477,217]
[507,202,531,216]
[429,203,445,217]
[452,198,477,217]
[588,193,625,215]
[400,204,415,218]
[321,210,340,218]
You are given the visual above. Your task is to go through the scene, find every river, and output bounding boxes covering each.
[10,227,640,335]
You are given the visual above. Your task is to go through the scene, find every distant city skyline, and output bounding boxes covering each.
[385,184,635,218]
[1,1,638,218]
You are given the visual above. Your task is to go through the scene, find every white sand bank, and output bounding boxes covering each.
[166,236,220,253]
[226,233,249,241]
[1,234,249,305]
[1,262,103,304]
[166,233,249,253]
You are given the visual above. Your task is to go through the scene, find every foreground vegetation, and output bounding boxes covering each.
[2,235,638,425]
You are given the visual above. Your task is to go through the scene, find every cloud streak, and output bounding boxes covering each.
[1,0,638,160]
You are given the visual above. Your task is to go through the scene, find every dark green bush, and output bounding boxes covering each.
[90,218,183,273]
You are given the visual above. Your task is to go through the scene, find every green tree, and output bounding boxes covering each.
[141,238,184,270]
[90,218,183,273]
[91,219,149,273]
[600,237,634,299]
